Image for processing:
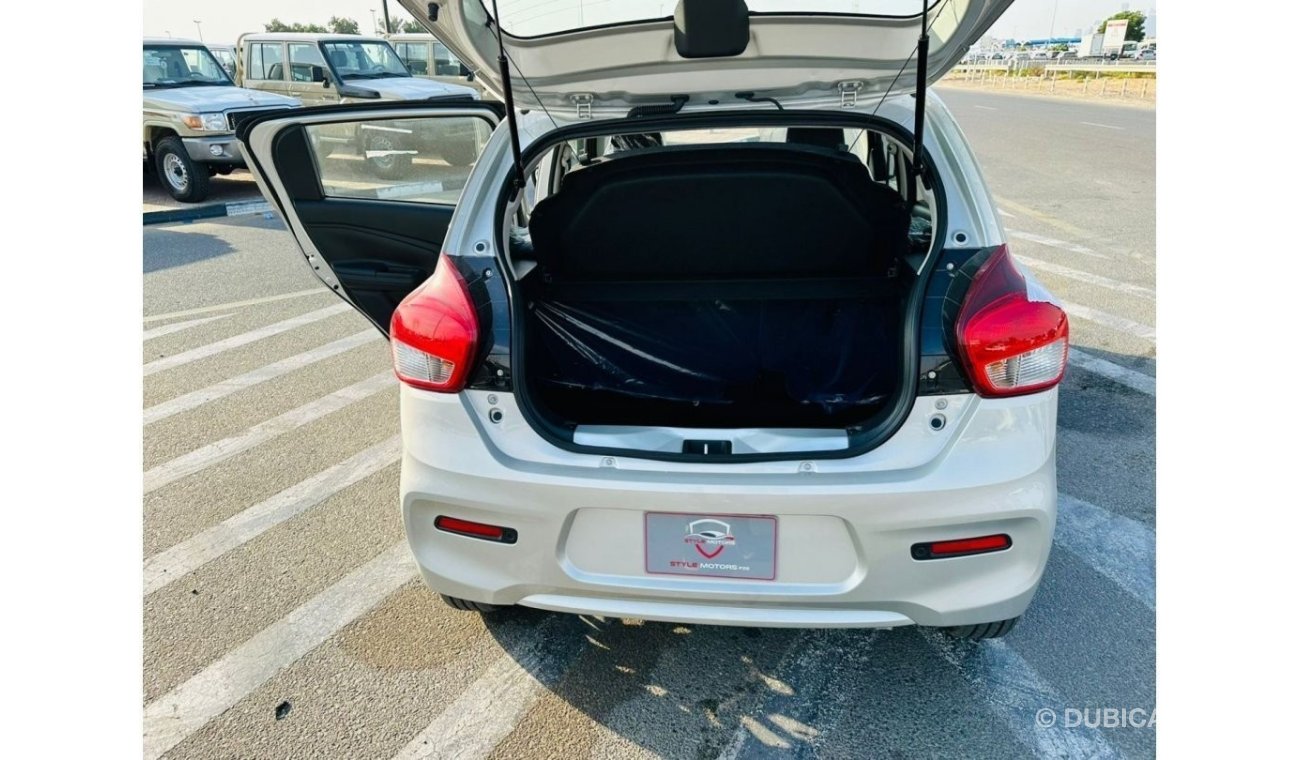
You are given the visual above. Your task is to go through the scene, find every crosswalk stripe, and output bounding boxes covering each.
[143,331,381,425]
[142,543,416,760]
[143,288,326,323]
[1068,348,1156,395]
[920,629,1121,759]
[143,372,393,493]
[391,619,572,760]
[1062,301,1156,341]
[142,314,231,341]
[1016,255,1155,300]
[143,303,351,376]
[1056,495,1155,610]
[143,436,401,596]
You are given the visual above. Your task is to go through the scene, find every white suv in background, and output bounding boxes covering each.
[239,0,1064,641]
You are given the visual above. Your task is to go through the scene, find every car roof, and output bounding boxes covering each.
[144,38,203,46]
[239,33,390,43]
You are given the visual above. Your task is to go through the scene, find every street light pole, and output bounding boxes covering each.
[382,1,392,35]
[1048,0,1060,44]
[193,20,203,42]
[370,9,377,33]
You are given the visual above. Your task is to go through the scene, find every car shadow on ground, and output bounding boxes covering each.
[143,228,236,273]
[142,169,264,211]
[479,607,1053,758]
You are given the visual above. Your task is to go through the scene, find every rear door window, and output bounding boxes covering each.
[248,42,285,80]
[288,43,326,81]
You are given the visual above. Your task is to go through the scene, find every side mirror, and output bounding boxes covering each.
[463,68,475,83]
[311,64,329,84]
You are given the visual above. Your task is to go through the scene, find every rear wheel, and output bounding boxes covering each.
[364,131,414,180]
[155,137,210,203]
[440,139,478,167]
[943,617,1019,641]
[440,594,504,613]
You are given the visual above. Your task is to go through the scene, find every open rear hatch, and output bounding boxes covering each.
[397,0,1012,115]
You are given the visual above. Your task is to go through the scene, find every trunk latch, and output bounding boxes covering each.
[838,80,863,108]
[683,440,734,456]
[570,93,594,119]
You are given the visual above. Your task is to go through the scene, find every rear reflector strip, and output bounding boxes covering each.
[911,534,1012,560]
[434,516,518,544]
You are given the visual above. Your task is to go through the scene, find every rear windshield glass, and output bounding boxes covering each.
[486,0,938,38]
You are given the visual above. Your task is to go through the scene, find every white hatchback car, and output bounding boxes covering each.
[239,0,1065,640]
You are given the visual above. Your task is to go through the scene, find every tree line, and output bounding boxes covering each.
[263,15,424,35]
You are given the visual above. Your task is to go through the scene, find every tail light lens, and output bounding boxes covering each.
[956,245,1069,397]
[390,256,479,393]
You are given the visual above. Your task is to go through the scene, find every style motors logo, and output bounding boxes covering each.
[683,519,736,559]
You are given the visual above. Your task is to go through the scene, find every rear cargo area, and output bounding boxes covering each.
[515,141,917,432]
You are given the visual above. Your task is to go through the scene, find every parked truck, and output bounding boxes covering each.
[1077,33,1105,59]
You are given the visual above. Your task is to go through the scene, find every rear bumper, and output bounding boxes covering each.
[400,388,1058,629]
[181,135,244,165]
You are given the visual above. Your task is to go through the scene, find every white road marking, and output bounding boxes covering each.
[1016,255,1155,300]
[142,543,416,760]
[1080,121,1124,130]
[974,104,998,111]
[143,372,393,493]
[921,630,1121,759]
[143,288,328,323]
[143,436,401,595]
[997,208,1016,218]
[143,303,352,376]
[143,330,380,425]
[1062,301,1156,341]
[1006,229,1109,259]
[1056,495,1155,610]
[142,314,231,341]
[391,629,567,760]
[1068,348,1156,396]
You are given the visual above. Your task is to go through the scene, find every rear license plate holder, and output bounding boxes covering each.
[644,512,777,580]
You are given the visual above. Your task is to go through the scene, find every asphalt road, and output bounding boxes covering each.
[143,89,1156,759]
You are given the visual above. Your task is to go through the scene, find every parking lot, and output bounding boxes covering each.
[142,88,1156,759]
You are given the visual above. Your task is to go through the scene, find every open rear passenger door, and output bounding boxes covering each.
[237,102,501,335]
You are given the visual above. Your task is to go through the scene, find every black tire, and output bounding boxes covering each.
[439,139,479,168]
[363,131,414,180]
[154,136,210,203]
[440,594,504,613]
[943,617,1019,641]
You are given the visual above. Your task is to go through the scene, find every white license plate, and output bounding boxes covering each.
[644,512,777,580]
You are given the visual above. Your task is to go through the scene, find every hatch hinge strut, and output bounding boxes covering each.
[912,0,931,182]
[838,80,862,108]
[490,0,525,189]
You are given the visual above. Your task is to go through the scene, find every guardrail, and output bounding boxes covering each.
[1047,61,1156,74]
[953,60,1156,75]
[944,62,1157,101]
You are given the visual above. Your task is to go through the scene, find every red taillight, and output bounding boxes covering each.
[912,534,1012,560]
[390,256,479,393]
[956,245,1069,397]
[434,516,517,544]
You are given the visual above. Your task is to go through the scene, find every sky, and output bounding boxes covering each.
[142,0,1158,46]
